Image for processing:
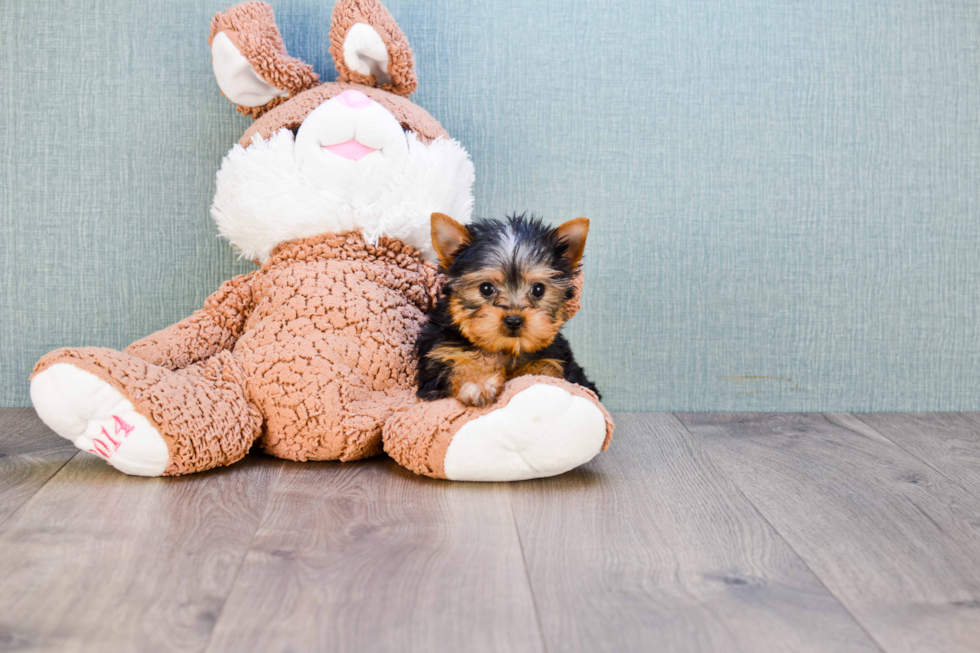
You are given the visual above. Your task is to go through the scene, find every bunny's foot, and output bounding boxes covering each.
[31,363,169,476]
[384,376,613,481]
[31,347,262,476]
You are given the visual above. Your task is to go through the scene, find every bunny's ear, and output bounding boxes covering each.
[209,2,320,119]
[329,0,418,97]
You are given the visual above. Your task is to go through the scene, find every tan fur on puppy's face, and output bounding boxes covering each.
[448,265,573,356]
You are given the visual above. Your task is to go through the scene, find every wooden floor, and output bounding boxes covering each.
[1,410,979,652]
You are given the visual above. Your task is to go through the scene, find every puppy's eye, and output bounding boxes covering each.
[530,283,546,299]
[479,282,496,297]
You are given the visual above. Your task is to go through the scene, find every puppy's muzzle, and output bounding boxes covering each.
[503,315,524,332]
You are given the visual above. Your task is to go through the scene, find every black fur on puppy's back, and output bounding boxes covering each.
[528,332,601,398]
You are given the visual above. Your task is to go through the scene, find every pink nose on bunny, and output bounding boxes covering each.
[336,89,372,109]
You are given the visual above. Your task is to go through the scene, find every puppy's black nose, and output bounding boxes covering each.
[504,315,524,331]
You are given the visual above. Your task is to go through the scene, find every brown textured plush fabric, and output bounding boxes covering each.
[329,0,418,97]
[209,1,320,118]
[32,1,613,480]
[126,272,258,371]
[383,375,614,479]
[33,348,262,476]
[240,82,449,148]
[212,1,432,130]
[32,232,606,478]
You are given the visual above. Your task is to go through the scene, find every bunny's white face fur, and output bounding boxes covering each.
[207,2,474,263]
[210,94,473,263]
[294,91,412,204]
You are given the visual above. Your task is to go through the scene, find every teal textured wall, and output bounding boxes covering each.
[2,0,979,411]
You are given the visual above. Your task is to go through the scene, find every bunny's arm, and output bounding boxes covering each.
[125,272,258,371]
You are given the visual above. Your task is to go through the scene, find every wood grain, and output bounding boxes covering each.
[678,413,980,653]
[846,413,980,500]
[204,457,543,653]
[509,412,880,653]
[0,408,76,527]
[7,409,980,653]
[0,449,282,653]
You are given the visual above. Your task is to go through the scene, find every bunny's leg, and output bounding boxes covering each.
[383,376,614,481]
[31,347,261,476]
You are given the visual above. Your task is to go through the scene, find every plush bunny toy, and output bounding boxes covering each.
[29,0,613,481]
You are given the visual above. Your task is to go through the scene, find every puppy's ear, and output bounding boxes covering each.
[209,2,319,119]
[554,218,590,269]
[431,213,471,269]
[330,0,418,97]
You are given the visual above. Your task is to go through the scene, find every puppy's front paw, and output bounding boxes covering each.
[456,374,504,407]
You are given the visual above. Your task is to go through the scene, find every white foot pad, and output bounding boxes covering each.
[443,384,606,482]
[31,363,170,476]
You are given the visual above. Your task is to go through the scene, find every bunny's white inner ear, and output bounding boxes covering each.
[211,32,289,107]
[343,22,392,86]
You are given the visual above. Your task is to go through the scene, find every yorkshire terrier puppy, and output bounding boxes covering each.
[416,212,600,407]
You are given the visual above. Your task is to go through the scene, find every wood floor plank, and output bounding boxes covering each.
[0,448,282,653]
[204,457,544,653]
[677,413,980,653]
[509,413,880,653]
[846,413,980,500]
[0,409,77,526]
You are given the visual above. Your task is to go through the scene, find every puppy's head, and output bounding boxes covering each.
[431,213,589,356]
